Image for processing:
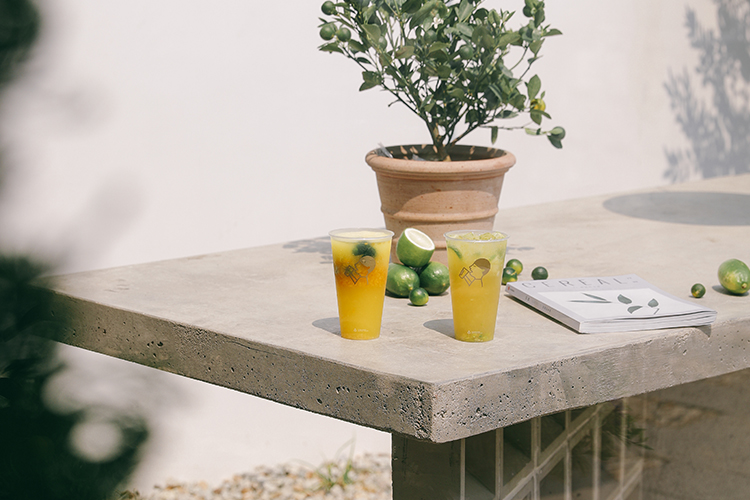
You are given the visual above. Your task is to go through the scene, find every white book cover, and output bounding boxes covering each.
[506,274,717,333]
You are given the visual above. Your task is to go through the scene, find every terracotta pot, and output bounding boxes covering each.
[366,144,516,265]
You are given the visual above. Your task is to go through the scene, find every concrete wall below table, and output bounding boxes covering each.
[1,0,748,492]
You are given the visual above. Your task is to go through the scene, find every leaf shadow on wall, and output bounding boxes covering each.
[664,0,750,181]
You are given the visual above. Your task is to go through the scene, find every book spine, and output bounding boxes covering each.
[506,285,582,332]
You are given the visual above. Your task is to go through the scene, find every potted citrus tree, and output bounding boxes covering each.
[318,0,564,263]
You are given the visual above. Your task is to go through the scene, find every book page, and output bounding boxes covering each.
[537,288,700,320]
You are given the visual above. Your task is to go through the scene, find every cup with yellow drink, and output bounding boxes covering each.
[444,230,509,342]
[329,228,394,340]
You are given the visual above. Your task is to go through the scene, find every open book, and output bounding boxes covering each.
[506,274,717,333]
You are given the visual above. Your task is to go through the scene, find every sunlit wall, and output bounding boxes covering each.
[0,0,744,492]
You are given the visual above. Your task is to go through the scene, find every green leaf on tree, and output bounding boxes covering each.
[394,45,415,59]
[319,42,344,54]
[363,24,382,42]
[457,0,474,22]
[527,74,541,100]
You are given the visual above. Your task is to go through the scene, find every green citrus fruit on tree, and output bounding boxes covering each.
[531,266,548,280]
[718,259,750,295]
[506,258,523,274]
[691,283,706,298]
[531,98,546,111]
[409,288,429,306]
[319,24,336,41]
[321,1,336,15]
[458,44,474,59]
[396,228,435,268]
[336,27,351,42]
[419,261,450,295]
[387,263,420,298]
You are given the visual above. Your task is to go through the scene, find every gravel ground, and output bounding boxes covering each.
[119,453,392,500]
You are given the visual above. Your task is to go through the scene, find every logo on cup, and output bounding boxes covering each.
[344,255,376,284]
[458,258,491,287]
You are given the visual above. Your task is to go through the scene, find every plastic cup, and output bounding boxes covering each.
[444,230,509,342]
[329,228,394,340]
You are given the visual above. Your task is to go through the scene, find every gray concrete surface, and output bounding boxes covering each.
[47,174,750,443]
[642,368,750,499]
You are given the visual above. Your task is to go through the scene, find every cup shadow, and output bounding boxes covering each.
[424,318,455,339]
[312,317,341,337]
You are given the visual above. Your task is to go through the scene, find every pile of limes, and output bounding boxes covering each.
[386,228,450,306]
[501,258,548,284]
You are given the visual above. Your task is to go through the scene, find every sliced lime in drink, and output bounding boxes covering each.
[396,228,435,268]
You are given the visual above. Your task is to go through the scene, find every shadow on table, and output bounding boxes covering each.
[313,317,342,337]
[424,319,455,339]
[283,237,333,264]
[603,191,750,226]
[712,284,748,297]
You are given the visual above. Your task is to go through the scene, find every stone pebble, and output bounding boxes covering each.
[119,453,392,500]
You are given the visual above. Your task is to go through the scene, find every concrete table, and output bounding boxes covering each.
[48,174,750,499]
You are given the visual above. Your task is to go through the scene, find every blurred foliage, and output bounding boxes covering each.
[0,257,148,500]
[0,0,38,86]
[318,0,565,160]
[0,1,148,499]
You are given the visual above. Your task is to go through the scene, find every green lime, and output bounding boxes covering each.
[321,1,336,15]
[387,263,420,298]
[502,267,518,285]
[718,258,750,295]
[409,287,429,306]
[531,266,548,280]
[691,283,706,298]
[506,258,523,274]
[320,24,336,41]
[458,44,473,59]
[336,27,351,42]
[396,228,435,268]
[419,261,450,295]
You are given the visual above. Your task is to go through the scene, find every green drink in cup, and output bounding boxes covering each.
[444,230,509,342]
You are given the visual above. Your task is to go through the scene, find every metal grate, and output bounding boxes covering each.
[460,397,648,500]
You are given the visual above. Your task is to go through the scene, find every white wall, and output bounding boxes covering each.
[0,0,727,491]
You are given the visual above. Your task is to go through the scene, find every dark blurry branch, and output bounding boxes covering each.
[0,2,148,499]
